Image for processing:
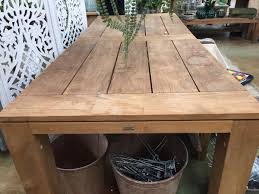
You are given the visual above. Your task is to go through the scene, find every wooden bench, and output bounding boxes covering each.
[182,17,259,42]
[1,14,259,194]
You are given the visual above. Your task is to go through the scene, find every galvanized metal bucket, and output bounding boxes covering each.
[109,135,188,194]
[51,134,108,194]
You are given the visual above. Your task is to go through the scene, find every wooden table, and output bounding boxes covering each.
[182,17,259,42]
[1,13,259,194]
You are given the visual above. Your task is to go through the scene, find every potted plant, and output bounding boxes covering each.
[205,0,216,18]
[196,0,216,19]
[215,0,229,18]
[196,7,207,19]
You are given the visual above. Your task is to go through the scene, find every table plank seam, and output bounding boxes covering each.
[106,42,122,93]
[145,41,154,93]
[160,15,170,35]
[99,25,107,38]
[60,41,97,95]
[143,18,147,36]
[171,40,200,92]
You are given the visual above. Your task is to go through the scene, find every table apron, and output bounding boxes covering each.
[1,120,235,134]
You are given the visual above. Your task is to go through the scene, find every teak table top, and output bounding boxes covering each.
[1,13,259,124]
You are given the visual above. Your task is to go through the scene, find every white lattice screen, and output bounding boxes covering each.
[0,0,87,108]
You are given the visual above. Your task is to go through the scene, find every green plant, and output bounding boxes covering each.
[97,0,145,62]
[137,0,147,13]
[161,0,174,14]
[204,0,216,18]
[205,0,216,11]
[146,0,163,12]
[167,0,183,15]
[218,0,226,5]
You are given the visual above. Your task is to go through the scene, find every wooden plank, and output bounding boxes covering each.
[148,39,198,93]
[173,39,245,92]
[137,21,146,37]
[65,40,121,95]
[161,14,193,36]
[102,26,123,38]
[101,16,146,38]
[209,121,258,194]
[22,38,98,96]
[87,15,97,26]
[145,14,168,36]
[108,41,151,94]
[252,21,259,42]
[100,34,196,41]
[208,134,229,194]
[1,91,259,122]
[183,17,257,25]
[27,120,233,134]
[80,17,106,38]
[2,124,61,194]
[135,15,146,37]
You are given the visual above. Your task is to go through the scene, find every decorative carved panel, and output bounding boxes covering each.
[0,0,58,106]
[0,0,87,107]
[55,0,87,48]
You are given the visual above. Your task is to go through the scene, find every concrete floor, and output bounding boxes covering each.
[0,150,211,194]
[0,152,24,194]
[195,32,259,94]
[0,33,259,194]
[217,38,259,89]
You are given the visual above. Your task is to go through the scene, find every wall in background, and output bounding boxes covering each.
[248,0,259,16]
[235,0,248,8]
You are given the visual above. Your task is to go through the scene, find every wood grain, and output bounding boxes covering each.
[100,16,146,38]
[145,14,168,36]
[209,121,258,194]
[1,92,258,122]
[99,34,196,41]
[2,13,259,194]
[2,124,61,194]
[26,120,233,134]
[108,41,151,94]
[252,20,259,42]
[102,26,123,39]
[173,39,245,92]
[148,39,198,93]
[137,21,146,37]
[65,40,121,95]
[81,17,106,38]
[161,14,192,36]
[22,38,98,95]
[183,17,257,25]
[208,134,229,194]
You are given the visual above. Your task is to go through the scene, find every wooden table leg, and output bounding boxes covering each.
[3,123,61,194]
[208,121,258,194]
[246,23,254,40]
[252,22,259,43]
